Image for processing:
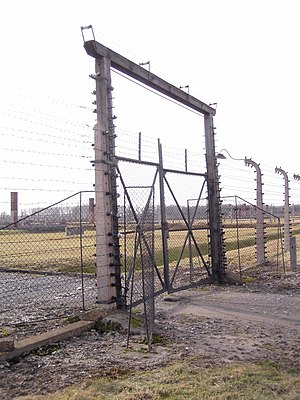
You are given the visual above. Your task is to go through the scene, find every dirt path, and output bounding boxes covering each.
[154,284,300,368]
[161,288,300,325]
[1,272,300,399]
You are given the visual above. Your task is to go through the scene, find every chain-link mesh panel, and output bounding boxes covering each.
[123,186,151,306]
[118,161,210,307]
[163,172,209,289]
[118,160,164,307]
[139,187,155,349]
[0,192,96,335]
[222,196,285,280]
[222,197,257,280]
[289,216,300,270]
[264,217,285,272]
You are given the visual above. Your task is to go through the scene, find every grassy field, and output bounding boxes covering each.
[0,219,297,273]
[24,359,300,400]
[0,229,96,272]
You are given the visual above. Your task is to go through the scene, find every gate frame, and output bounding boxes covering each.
[117,149,211,307]
[84,37,225,308]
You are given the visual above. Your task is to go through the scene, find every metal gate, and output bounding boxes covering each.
[83,34,225,316]
[117,153,210,309]
[162,169,211,292]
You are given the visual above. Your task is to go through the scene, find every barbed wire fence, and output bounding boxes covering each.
[0,85,299,341]
[0,85,95,218]
[0,87,209,341]
[221,195,285,281]
[218,154,300,269]
[0,191,96,338]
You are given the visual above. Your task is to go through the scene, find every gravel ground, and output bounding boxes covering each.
[0,270,96,339]
[0,269,300,399]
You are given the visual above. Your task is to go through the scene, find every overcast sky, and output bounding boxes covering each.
[1,0,300,209]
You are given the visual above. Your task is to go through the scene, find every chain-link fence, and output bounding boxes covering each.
[3,156,295,343]
[162,171,210,290]
[118,156,211,314]
[222,196,285,281]
[0,191,96,336]
[139,186,155,349]
[119,161,164,308]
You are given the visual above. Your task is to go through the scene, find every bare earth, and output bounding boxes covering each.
[1,270,300,399]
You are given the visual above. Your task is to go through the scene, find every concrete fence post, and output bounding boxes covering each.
[275,167,291,252]
[290,236,297,270]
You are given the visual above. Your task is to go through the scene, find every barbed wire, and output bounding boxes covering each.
[0,82,94,111]
[112,69,206,117]
[0,79,299,215]
[0,187,92,192]
[91,26,207,103]
[0,176,92,185]
[0,159,93,171]
[0,101,92,129]
[0,147,91,159]
[0,126,92,145]
[0,111,91,138]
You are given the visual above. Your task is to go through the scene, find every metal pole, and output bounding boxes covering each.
[123,190,127,306]
[88,197,95,224]
[185,149,188,172]
[126,229,139,348]
[138,132,142,161]
[79,192,85,310]
[234,196,242,282]
[158,139,170,292]
[187,199,193,281]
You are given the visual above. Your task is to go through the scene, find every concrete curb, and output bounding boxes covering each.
[0,310,104,362]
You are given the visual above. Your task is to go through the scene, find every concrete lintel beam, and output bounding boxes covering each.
[84,40,216,116]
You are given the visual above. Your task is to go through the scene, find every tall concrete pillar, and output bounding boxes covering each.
[275,167,291,252]
[245,159,265,265]
[204,114,226,282]
[11,192,18,228]
[92,54,121,309]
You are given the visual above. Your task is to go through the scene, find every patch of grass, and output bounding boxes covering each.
[94,317,123,334]
[130,314,143,329]
[225,236,256,252]
[16,323,31,331]
[32,344,60,357]
[136,346,149,353]
[26,359,300,400]
[56,261,96,274]
[151,332,166,345]
[62,315,81,325]
[242,275,257,283]
[193,286,210,292]
[0,327,13,337]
